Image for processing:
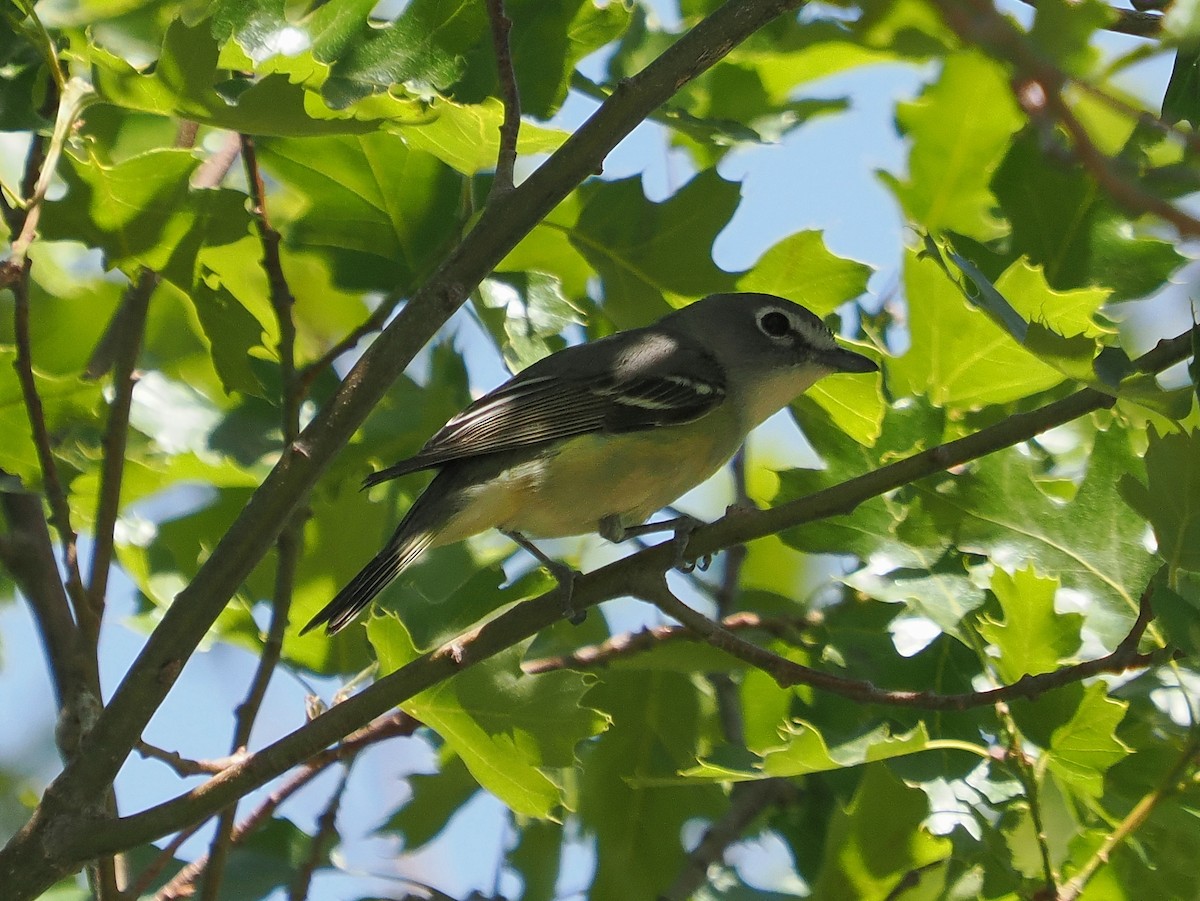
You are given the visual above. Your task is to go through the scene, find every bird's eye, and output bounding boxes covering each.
[759,310,791,338]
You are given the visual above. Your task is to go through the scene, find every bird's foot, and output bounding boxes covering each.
[600,514,709,573]
[502,530,586,624]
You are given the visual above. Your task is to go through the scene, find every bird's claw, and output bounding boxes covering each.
[502,529,586,624]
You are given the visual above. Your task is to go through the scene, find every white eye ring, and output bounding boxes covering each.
[758,309,792,338]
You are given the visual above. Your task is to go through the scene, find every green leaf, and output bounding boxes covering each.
[189,272,272,398]
[579,672,724,899]
[0,352,103,483]
[569,170,740,328]
[476,272,584,372]
[40,148,252,285]
[883,52,1022,240]
[368,613,609,818]
[1029,0,1113,77]
[382,750,478,850]
[17,249,124,376]
[255,133,464,293]
[977,566,1082,683]
[1046,683,1130,798]
[685,721,933,781]
[811,765,952,900]
[912,429,1159,647]
[1166,4,1200,51]
[892,250,1064,407]
[844,549,987,637]
[1119,428,1200,572]
[0,19,50,131]
[993,129,1185,301]
[396,97,566,174]
[1139,567,1200,656]
[507,819,563,901]
[739,229,873,313]
[86,18,428,136]
[454,0,632,119]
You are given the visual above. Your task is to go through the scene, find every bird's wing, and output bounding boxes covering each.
[363,330,726,487]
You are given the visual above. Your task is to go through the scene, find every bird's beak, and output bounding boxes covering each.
[822,344,879,374]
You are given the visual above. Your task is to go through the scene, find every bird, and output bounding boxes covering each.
[300,292,878,635]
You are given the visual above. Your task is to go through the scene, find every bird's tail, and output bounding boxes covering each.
[299,527,437,635]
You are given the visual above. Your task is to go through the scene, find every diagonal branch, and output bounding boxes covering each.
[631,572,1164,713]
[200,134,305,901]
[521,611,818,674]
[0,9,810,896]
[930,0,1200,238]
[41,323,1196,866]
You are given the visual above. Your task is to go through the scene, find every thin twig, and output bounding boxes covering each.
[629,574,1165,713]
[295,293,402,395]
[998,705,1059,894]
[288,765,350,901]
[82,268,155,901]
[201,134,304,901]
[153,712,416,901]
[11,258,87,614]
[240,133,298,428]
[1057,729,1200,900]
[485,0,521,199]
[122,822,203,900]
[522,611,819,674]
[86,269,156,643]
[931,0,1200,238]
[661,778,797,901]
[135,742,250,778]
[1013,0,1162,37]
[6,78,93,273]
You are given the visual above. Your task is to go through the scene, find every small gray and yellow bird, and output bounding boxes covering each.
[301,292,877,635]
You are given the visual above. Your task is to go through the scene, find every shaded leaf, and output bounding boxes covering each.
[1119,428,1200,572]
[811,765,952,899]
[570,171,740,328]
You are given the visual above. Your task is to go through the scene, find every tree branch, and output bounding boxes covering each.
[35,323,1196,869]
[201,134,304,901]
[521,611,818,674]
[149,712,416,901]
[931,0,1200,237]
[10,258,87,615]
[0,7,810,896]
[631,573,1164,713]
[86,268,156,644]
[0,485,93,748]
[485,0,521,199]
